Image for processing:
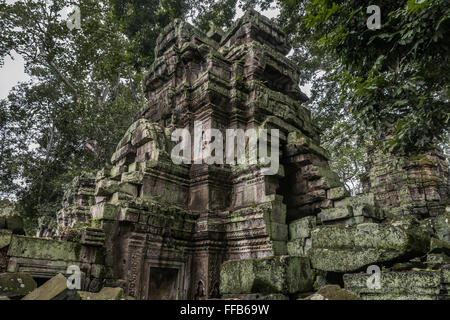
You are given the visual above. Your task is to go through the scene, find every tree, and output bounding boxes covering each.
[239,0,449,192]
[276,0,450,155]
[111,0,243,70]
[0,0,143,232]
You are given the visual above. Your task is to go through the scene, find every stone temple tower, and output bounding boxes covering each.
[84,10,345,299]
[3,10,449,301]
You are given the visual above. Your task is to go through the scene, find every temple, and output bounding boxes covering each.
[1,10,449,300]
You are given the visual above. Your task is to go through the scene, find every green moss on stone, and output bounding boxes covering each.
[0,229,12,249]
[220,256,313,295]
[0,272,37,298]
[8,236,82,262]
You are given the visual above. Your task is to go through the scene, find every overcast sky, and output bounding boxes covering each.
[0,2,311,100]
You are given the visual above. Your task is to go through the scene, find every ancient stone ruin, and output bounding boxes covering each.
[1,10,449,300]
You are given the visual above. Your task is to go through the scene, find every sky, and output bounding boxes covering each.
[0,0,72,99]
[0,2,311,100]
[0,0,26,99]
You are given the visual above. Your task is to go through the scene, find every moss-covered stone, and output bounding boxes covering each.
[333,193,385,220]
[77,290,96,300]
[429,237,450,255]
[426,253,450,267]
[311,222,429,251]
[7,236,82,262]
[432,212,450,242]
[287,131,330,160]
[344,271,441,300]
[220,256,313,295]
[304,285,360,300]
[328,187,349,201]
[309,222,430,272]
[0,273,37,298]
[309,248,406,272]
[288,216,316,240]
[0,229,12,249]
[79,287,126,300]
[22,273,79,300]
[317,206,353,223]
[90,203,120,221]
[287,238,306,257]
[270,241,288,256]
[442,265,450,283]
[266,222,288,241]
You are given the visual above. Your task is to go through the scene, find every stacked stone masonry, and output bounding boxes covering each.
[1,10,449,300]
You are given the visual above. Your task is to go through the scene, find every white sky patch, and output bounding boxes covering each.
[0,1,74,99]
[58,5,72,21]
[0,51,30,99]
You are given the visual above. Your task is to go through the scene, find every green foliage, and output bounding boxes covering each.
[111,0,192,69]
[241,0,449,191]
[0,0,143,232]
[277,0,450,155]
[111,0,243,69]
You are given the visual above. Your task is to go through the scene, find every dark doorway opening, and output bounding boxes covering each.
[33,276,51,287]
[148,267,179,300]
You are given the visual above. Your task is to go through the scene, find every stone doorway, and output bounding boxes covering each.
[147,267,179,300]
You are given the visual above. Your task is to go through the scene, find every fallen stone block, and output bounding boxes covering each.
[22,273,79,300]
[287,238,312,257]
[78,287,126,300]
[94,287,125,300]
[391,260,427,271]
[303,285,360,300]
[220,256,313,295]
[0,272,37,298]
[344,271,441,300]
[309,222,430,272]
